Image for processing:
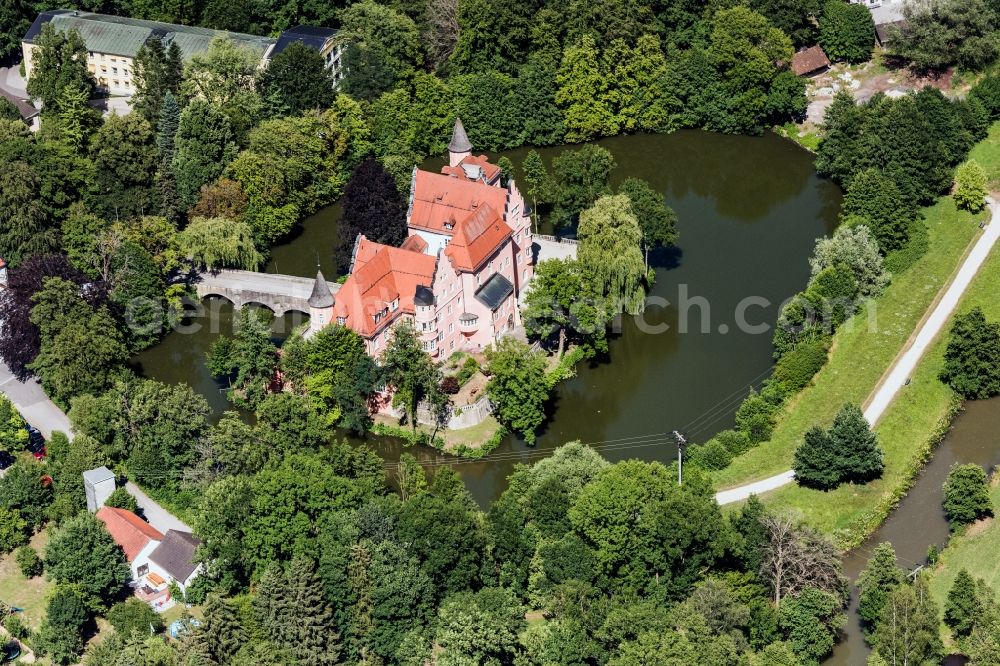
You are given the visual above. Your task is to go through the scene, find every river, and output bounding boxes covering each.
[134,129,841,506]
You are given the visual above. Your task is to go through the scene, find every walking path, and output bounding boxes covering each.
[0,362,72,441]
[716,201,1000,506]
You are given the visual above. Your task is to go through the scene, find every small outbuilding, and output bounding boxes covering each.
[792,46,831,77]
[0,89,39,132]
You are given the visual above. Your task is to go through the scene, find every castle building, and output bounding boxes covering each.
[309,118,535,358]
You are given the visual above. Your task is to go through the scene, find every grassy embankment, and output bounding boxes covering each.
[712,127,1000,548]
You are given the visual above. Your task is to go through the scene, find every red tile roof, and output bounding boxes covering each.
[439,155,502,184]
[444,204,514,272]
[409,170,508,235]
[791,46,830,76]
[334,237,436,338]
[400,235,428,253]
[97,507,163,562]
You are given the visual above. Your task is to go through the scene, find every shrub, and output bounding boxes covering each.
[440,376,460,395]
[954,160,988,213]
[689,439,733,471]
[773,337,830,392]
[0,507,28,553]
[715,429,753,456]
[16,545,43,578]
[735,390,778,444]
[943,463,992,529]
[456,356,480,386]
[883,219,929,274]
[107,598,164,636]
[104,487,138,512]
[4,614,29,640]
[184,574,213,605]
[970,75,1000,120]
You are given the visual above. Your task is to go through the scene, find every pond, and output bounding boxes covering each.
[134,129,841,506]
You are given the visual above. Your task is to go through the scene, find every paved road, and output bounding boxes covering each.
[715,201,1000,505]
[0,362,72,441]
[126,481,193,534]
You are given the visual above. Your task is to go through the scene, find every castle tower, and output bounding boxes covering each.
[83,466,116,512]
[308,270,335,335]
[448,117,472,167]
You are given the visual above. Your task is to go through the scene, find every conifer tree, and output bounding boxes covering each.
[256,557,341,665]
[156,92,181,224]
[857,543,904,627]
[945,569,981,638]
[830,403,883,483]
[943,463,993,528]
[793,425,840,489]
[201,593,246,663]
[940,307,1000,399]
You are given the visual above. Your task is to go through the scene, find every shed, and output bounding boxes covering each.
[791,46,831,77]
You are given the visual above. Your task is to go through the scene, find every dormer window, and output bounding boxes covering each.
[336,316,346,325]
[391,299,399,311]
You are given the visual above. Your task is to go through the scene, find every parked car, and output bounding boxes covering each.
[25,426,45,459]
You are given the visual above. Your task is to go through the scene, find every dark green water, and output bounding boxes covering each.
[134,130,841,505]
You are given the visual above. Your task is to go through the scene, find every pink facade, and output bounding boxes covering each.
[318,118,534,359]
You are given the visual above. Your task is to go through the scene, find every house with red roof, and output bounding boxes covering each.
[311,118,534,358]
[96,505,202,610]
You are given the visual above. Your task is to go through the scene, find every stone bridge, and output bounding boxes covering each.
[194,269,341,317]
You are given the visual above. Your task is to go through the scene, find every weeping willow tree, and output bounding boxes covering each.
[577,194,647,315]
[177,215,263,270]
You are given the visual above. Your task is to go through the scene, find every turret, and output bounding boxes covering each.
[448,117,472,167]
[308,270,335,335]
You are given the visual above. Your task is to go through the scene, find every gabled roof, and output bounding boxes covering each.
[400,235,428,253]
[791,46,830,76]
[97,507,163,562]
[272,25,337,58]
[24,10,275,60]
[448,117,472,153]
[475,273,514,310]
[149,530,200,582]
[0,89,39,121]
[409,170,508,236]
[444,204,514,272]
[333,237,436,338]
[308,270,334,308]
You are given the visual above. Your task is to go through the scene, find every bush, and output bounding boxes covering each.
[103,487,137,512]
[107,598,164,636]
[183,574,213,605]
[883,218,929,274]
[943,463,992,529]
[440,376,460,395]
[0,507,28,554]
[456,356,480,386]
[4,614,29,640]
[715,429,753,456]
[735,390,778,444]
[970,75,1000,120]
[16,545,43,578]
[689,439,733,471]
[773,337,830,392]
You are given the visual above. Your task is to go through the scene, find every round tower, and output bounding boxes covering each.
[308,270,335,335]
[448,117,472,167]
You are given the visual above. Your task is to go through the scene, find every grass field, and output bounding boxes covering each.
[0,530,52,632]
[969,123,1000,192]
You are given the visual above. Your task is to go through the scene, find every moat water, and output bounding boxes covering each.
[134,129,842,505]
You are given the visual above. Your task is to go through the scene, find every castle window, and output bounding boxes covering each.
[336,317,346,325]
[391,299,399,311]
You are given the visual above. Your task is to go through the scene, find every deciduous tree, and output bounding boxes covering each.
[176,216,262,270]
[955,160,989,213]
[577,195,646,315]
[485,338,549,444]
[0,395,28,451]
[870,577,943,666]
[44,512,130,609]
[26,24,92,112]
[337,157,408,271]
[819,0,875,62]
[259,42,336,115]
[943,463,993,529]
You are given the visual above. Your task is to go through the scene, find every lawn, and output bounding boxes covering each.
[968,122,1000,193]
[0,529,52,632]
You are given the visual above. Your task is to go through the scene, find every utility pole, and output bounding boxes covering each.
[673,430,687,485]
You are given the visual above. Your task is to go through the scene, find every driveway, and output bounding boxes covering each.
[126,481,193,534]
[0,362,72,441]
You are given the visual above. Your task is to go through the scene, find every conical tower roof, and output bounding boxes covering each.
[448,117,472,153]
[308,270,334,308]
